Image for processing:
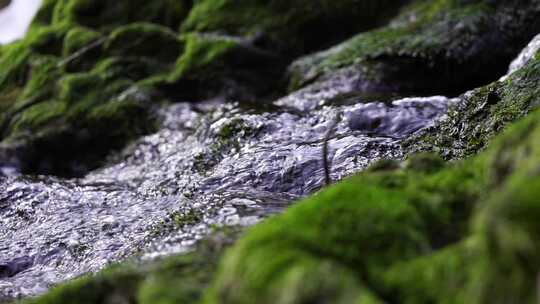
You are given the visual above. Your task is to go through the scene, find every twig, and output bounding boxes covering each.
[57,37,107,68]
[322,111,342,186]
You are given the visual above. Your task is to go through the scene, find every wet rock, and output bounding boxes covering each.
[2,1,540,303]
[506,33,540,76]
[405,43,540,159]
[289,0,540,96]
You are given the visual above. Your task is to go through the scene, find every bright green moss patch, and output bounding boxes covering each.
[17,56,61,104]
[0,42,32,90]
[288,0,540,95]
[171,33,237,81]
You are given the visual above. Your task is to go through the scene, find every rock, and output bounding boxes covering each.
[181,0,409,56]
[289,0,540,96]
[405,46,540,159]
[0,1,190,176]
[4,1,540,303]
[506,33,540,76]
[166,32,286,101]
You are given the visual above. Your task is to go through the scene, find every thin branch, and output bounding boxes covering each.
[57,37,107,68]
[322,111,342,186]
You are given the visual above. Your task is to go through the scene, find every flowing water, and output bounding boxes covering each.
[0,1,535,301]
[0,91,456,299]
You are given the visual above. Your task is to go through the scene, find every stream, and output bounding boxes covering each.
[1,0,538,301]
[0,91,455,298]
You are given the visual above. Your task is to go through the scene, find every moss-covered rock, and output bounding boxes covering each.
[406,48,540,159]
[181,0,408,56]
[289,0,540,96]
[206,153,485,303]
[0,1,189,176]
[62,26,103,72]
[166,33,286,101]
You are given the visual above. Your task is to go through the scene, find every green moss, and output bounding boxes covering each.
[0,0,189,175]
[206,154,485,303]
[171,33,237,81]
[58,72,107,112]
[382,111,540,304]
[63,26,101,56]
[402,152,446,173]
[288,0,540,95]
[168,33,285,100]
[0,42,32,91]
[17,56,61,104]
[30,0,58,27]
[182,0,408,55]
[171,209,204,228]
[62,26,103,71]
[26,263,144,304]
[25,24,71,56]
[11,101,66,134]
[381,239,480,304]
[105,22,182,64]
